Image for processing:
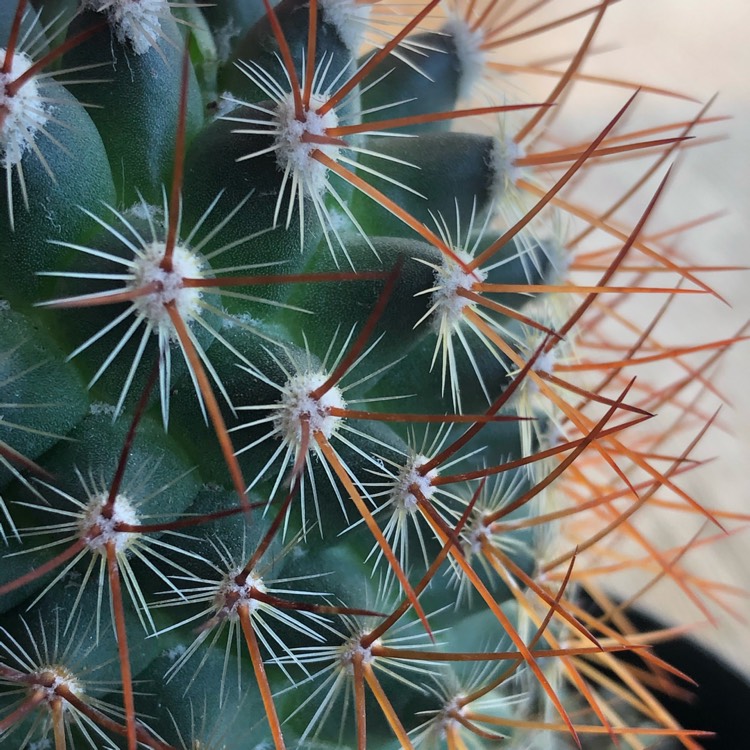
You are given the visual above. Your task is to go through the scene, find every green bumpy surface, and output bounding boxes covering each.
[0,1,711,749]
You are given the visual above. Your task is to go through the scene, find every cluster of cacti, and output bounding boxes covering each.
[0,1,739,748]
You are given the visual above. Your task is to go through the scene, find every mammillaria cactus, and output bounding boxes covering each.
[0,1,742,748]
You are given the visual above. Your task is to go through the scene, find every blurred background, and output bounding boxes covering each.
[426,0,750,676]
[403,0,749,677]
[572,0,750,676]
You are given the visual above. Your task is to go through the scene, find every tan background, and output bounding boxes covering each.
[577,1,750,676]
[431,0,750,675]
[489,0,750,676]
[410,0,750,674]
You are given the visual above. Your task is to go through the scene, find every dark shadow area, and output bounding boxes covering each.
[579,592,749,749]
[625,608,748,749]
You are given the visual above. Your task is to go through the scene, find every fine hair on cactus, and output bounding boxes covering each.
[0,1,744,749]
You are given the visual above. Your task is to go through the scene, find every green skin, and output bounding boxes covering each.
[0,3,699,750]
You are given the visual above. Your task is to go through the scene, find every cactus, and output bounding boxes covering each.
[0,1,740,749]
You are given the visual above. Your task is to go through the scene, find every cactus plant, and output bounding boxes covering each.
[0,1,741,749]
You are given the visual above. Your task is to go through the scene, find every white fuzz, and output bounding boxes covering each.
[443,16,487,100]
[417,246,492,411]
[37,667,82,704]
[275,93,340,200]
[530,348,556,382]
[508,319,572,471]
[464,516,492,557]
[388,453,438,514]
[490,135,525,198]
[78,492,139,554]
[213,566,267,619]
[163,644,187,661]
[0,48,49,167]
[130,242,204,338]
[89,402,117,417]
[339,632,377,674]
[83,0,166,55]
[430,250,487,335]
[215,18,241,63]
[436,696,466,738]
[275,371,346,447]
[319,0,372,55]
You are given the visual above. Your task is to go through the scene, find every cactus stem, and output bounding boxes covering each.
[0,3,741,746]
[315,150,473,271]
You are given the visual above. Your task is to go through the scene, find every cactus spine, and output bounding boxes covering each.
[0,1,739,749]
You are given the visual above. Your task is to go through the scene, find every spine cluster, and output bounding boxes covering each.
[0,2,739,749]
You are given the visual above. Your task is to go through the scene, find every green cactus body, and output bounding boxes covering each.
[0,2,736,749]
